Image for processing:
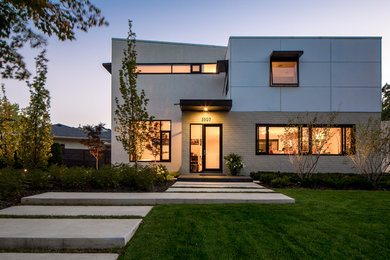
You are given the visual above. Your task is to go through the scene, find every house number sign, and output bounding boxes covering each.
[201,116,211,122]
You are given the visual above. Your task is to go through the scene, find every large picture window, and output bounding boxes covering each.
[256,124,354,156]
[136,120,171,162]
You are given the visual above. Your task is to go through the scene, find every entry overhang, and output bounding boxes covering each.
[180,99,232,112]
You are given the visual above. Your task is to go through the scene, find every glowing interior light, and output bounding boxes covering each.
[203,107,208,111]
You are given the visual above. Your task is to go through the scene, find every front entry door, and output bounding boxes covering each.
[190,124,222,173]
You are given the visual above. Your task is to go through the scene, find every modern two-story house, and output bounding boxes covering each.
[105,36,381,175]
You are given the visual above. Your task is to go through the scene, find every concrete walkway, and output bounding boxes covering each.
[0,218,141,249]
[171,181,266,188]
[166,187,275,193]
[0,178,294,258]
[0,205,152,217]
[21,191,294,205]
[0,253,118,260]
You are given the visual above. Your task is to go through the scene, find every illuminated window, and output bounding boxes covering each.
[270,51,303,87]
[268,127,298,154]
[191,64,201,73]
[271,61,297,85]
[136,65,171,73]
[172,64,191,73]
[312,127,342,155]
[257,127,267,153]
[202,64,217,73]
[136,63,219,74]
[133,120,171,162]
[256,125,354,156]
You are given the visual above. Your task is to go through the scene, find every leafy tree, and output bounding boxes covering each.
[145,121,162,166]
[80,123,106,170]
[114,20,153,169]
[0,85,20,167]
[282,112,337,180]
[1,0,108,80]
[349,118,390,183]
[19,50,53,169]
[382,83,390,120]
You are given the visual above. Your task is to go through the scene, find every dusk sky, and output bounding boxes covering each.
[2,0,389,128]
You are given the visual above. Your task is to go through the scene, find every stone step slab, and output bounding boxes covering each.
[21,192,295,205]
[166,188,275,193]
[0,218,142,249]
[177,175,253,182]
[0,206,152,217]
[171,181,265,189]
[0,253,118,260]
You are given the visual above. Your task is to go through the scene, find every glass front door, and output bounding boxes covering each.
[190,124,222,173]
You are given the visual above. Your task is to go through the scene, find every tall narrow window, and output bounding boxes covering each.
[257,126,267,153]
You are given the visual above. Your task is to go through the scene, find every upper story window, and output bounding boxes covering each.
[270,51,303,87]
[136,63,218,74]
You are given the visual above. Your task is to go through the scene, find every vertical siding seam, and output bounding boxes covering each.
[330,40,333,111]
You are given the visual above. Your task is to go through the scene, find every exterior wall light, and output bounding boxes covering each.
[203,107,208,111]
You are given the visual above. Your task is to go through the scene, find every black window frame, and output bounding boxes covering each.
[131,120,172,163]
[256,124,355,156]
[270,51,303,87]
[136,63,219,74]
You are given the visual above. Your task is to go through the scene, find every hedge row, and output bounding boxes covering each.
[250,171,390,190]
[0,164,179,199]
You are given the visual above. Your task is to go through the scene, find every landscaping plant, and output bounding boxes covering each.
[81,123,106,169]
[224,153,245,175]
[0,85,20,167]
[114,20,154,169]
[18,50,53,169]
[349,118,390,184]
[282,112,337,180]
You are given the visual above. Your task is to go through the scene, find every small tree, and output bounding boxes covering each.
[114,20,153,169]
[0,85,20,167]
[19,50,53,169]
[349,118,390,183]
[282,112,337,180]
[145,121,161,166]
[80,123,106,170]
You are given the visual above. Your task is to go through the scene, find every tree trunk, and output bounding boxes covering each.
[95,157,99,170]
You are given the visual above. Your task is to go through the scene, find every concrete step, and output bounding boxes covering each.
[0,206,152,217]
[0,253,118,260]
[0,218,142,249]
[178,174,253,182]
[172,181,265,189]
[21,192,295,205]
[166,187,275,193]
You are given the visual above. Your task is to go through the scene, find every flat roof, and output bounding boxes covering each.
[229,36,381,40]
[112,38,227,48]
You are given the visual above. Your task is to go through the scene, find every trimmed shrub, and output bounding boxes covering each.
[0,167,25,199]
[92,165,120,189]
[270,176,291,188]
[61,167,92,189]
[48,143,63,166]
[25,169,52,190]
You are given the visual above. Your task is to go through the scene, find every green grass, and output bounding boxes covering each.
[119,189,390,259]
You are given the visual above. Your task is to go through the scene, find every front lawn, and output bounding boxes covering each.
[119,189,390,259]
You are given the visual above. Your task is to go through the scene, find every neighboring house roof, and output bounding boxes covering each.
[51,124,111,140]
